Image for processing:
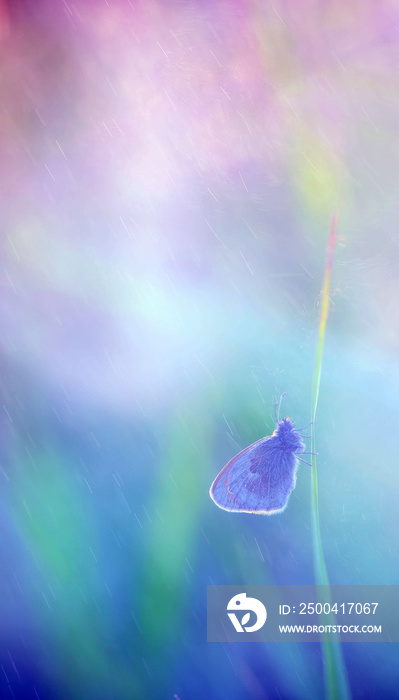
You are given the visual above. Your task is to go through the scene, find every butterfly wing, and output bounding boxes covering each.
[210,436,299,515]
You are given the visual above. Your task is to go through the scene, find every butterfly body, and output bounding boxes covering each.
[210,417,306,515]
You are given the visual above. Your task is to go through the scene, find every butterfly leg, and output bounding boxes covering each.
[296,421,314,431]
[297,457,312,467]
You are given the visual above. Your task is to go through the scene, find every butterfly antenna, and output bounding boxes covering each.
[275,392,286,423]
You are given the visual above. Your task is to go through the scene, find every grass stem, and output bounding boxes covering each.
[310,215,351,700]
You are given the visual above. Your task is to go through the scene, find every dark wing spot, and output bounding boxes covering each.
[249,455,262,473]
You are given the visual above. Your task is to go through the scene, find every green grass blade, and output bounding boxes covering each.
[310,215,351,700]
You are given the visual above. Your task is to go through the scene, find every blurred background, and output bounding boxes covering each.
[0,0,398,698]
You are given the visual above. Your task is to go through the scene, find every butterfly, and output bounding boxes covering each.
[209,395,312,515]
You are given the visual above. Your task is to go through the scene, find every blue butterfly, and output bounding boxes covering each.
[210,396,312,515]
